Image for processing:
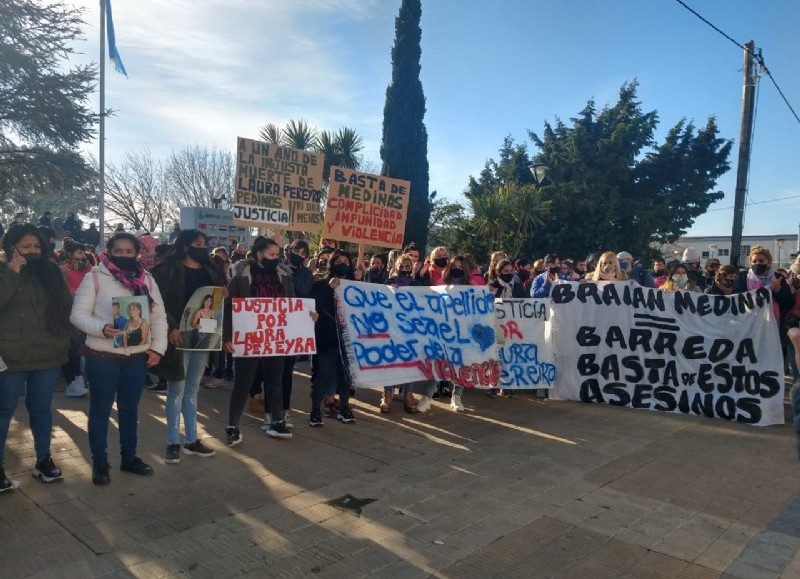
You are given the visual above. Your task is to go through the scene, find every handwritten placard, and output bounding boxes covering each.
[231,297,317,357]
[336,281,500,389]
[495,298,556,389]
[233,137,324,232]
[548,282,784,426]
[323,167,410,248]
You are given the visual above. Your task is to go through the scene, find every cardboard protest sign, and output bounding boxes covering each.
[177,286,224,351]
[231,297,317,357]
[336,280,500,389]
[323,167,410,248]
[495,298,556,389]
[233,137,324,232]
[548,281,784,426]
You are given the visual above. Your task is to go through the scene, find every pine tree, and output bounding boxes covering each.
[380,0,430,249]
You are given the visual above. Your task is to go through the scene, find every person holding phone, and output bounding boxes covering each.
[530,253,566,298]
[0,224,73,492]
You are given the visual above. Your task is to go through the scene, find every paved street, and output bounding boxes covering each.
[1,362,798,578]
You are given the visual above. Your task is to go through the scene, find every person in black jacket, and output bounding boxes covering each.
[308,249,357,427]
[730,245,794,319]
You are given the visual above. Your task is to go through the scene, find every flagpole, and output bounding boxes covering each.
[99,0,106,244]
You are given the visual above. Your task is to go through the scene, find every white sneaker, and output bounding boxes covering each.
[416,395,432,413]
[260,413,272,431]
[450,394,464,412]
[65,377,89,397]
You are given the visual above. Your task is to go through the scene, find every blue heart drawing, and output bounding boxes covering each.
[471,324,495,352]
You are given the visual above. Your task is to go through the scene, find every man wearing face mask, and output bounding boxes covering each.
[616,251,654,287]
[530,253,565,298]
[652,258,667,288]
[363,253,389,284]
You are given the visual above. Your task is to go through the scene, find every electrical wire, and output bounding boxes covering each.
[674,0,800,128]
[706,192,800,212]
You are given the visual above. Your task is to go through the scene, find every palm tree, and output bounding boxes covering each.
[317,127,364,181]
[282,119,318,151]
[258,123,283,145]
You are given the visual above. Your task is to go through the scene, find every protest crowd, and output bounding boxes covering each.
[0,211,798,495]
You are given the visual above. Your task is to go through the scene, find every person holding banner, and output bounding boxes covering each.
[151,230,225,465]
[308,249,358,426]
[732,246,794,322]
[223,237,316,444]
[70,232,168,486]
[660,261,701,293]
[419,247,449,286]
[488,259,527,299]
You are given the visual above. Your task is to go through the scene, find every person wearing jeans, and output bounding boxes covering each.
[0,224,73,492]
[70,232,168,486]
[151,229,225,464]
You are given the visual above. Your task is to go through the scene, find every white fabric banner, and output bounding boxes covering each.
[548,281,785,426]
[336,281,500,389]
[231,297,317,357]
[496,298,556,389]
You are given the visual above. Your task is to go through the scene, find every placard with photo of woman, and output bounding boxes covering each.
[177,286,224,351]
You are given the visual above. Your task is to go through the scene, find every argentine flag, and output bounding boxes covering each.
[105,0,127,77]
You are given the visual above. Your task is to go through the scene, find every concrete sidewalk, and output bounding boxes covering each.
[1,362,798,578]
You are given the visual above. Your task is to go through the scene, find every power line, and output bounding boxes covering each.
[674,0,800,128]
[673,0,744,50]
[707,192,800,212]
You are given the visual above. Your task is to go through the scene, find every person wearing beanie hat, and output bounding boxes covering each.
[681,247,706,291]
[616,251,654,287]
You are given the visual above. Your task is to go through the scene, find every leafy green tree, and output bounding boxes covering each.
[0,0,97,219]
[528,82,731,259]
[380,0,431,249]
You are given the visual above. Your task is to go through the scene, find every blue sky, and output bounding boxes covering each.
[73,0,799,237]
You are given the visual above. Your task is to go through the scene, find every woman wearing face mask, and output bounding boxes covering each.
[307,249,357,427]
[0,224,73,492]
[488,259,526,298]
[420,246,449,286]
[484,251,509,283]
[378,254,421,413]
[151,230,225,464]
[705,265,737,296]
[71,232,168,486]
[223,237,316,445]
[660,261,699,292]
[585,252,628,282]
[732,246,793,321]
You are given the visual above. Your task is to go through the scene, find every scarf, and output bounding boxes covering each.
[747,267,781,320]
[100,252,154,308]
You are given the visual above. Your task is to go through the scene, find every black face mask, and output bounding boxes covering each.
[288,252,304,267]
[433,257,448,268]
[398,270,411,278]
[109,255,139,271]
[548,267,560,275]
[752,263,769,276]
[654,268,666,277]
[22,252,42,264]
[500,273,514,283]
[332,263,351,278]
[449,268,464,279]
[187,246,209,263]
[261,257,280,271]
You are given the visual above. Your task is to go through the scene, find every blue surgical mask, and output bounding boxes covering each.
[619,262,629,271]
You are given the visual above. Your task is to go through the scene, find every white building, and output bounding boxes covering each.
[659,234,799,270]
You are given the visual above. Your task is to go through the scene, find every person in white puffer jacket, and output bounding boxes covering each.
[70,232,168,486]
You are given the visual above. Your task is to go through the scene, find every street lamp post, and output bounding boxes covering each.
[528,163,549,186]
[708,243,718,264]
[776,238,785,269]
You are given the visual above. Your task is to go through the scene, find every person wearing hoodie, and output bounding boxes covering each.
[70,232,168,486]
[0,225,73,492]
[151,230,226,465]
[223,237,317,445]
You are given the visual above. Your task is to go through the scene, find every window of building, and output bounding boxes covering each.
[740,245,751,256]
[718,248,730,257]
[701,251,709,259]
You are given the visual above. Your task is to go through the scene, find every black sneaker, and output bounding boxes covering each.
[148,379,168,393]
[0,468,15,493]
[308,410,324,427]
[183,440,216,457]
[226,426,242,447]
[92,463,111,486]
[32,455,63,483]
[337,405,356,424]
[266,421,293,439]
[120,457,154,476]
[164,443,181,464]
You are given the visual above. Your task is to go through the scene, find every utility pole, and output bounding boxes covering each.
[729,41,757,269]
